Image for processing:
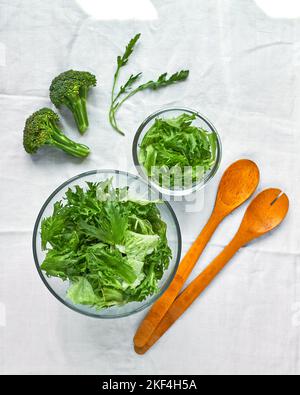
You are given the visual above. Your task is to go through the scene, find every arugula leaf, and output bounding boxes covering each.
[118,73,143,97]
[117,33,141,68]
[109,33,189,135]
[138,70,190,91]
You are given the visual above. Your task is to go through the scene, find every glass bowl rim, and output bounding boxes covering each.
[132,107,222,196]
[32,169,182,319]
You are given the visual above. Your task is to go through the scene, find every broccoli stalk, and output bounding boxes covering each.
[23,108,90,158]
[62,86,89,134]
[50,70,97,135]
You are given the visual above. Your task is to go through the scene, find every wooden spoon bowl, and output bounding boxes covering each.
[216,159,260,213]
[239,188,289,242]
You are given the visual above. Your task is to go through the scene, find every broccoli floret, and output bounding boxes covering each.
[50,70,97,134]
[23,108,90,158]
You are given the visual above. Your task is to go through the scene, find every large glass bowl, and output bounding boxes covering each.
[33,170,182,319]
[133,108,222,197]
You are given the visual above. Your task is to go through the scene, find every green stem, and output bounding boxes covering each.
[109,87,141,135]
[80,86,89,128]
[114,88,140,112]
[67,97,89,135]
[50,126,90,158]
[109,107,125,136]
[109,67,126,136]
[111,69,120,106]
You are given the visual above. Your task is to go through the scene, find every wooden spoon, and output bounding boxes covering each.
[135,188,289,354]
[134,159,260,349]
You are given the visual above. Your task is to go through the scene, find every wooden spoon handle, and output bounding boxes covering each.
[134,211,223,349]
[135,236,244,355]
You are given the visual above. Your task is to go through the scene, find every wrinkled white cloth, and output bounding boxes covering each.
[0,0,300,375]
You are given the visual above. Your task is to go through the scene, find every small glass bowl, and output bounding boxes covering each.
[33,170,182,319]
[133,108,222,197]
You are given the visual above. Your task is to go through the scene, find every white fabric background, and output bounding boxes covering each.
[0,0,300,375]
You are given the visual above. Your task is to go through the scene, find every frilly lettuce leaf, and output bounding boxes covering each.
[125,231,160,261]
[40,180,172,311]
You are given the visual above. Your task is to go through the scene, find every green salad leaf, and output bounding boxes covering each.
[138,113,218,188]
[40,180,172,310]
[125,231,160,261]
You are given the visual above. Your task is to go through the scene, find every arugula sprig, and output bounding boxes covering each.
[110,34,142,135]
[109,34,190,136]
